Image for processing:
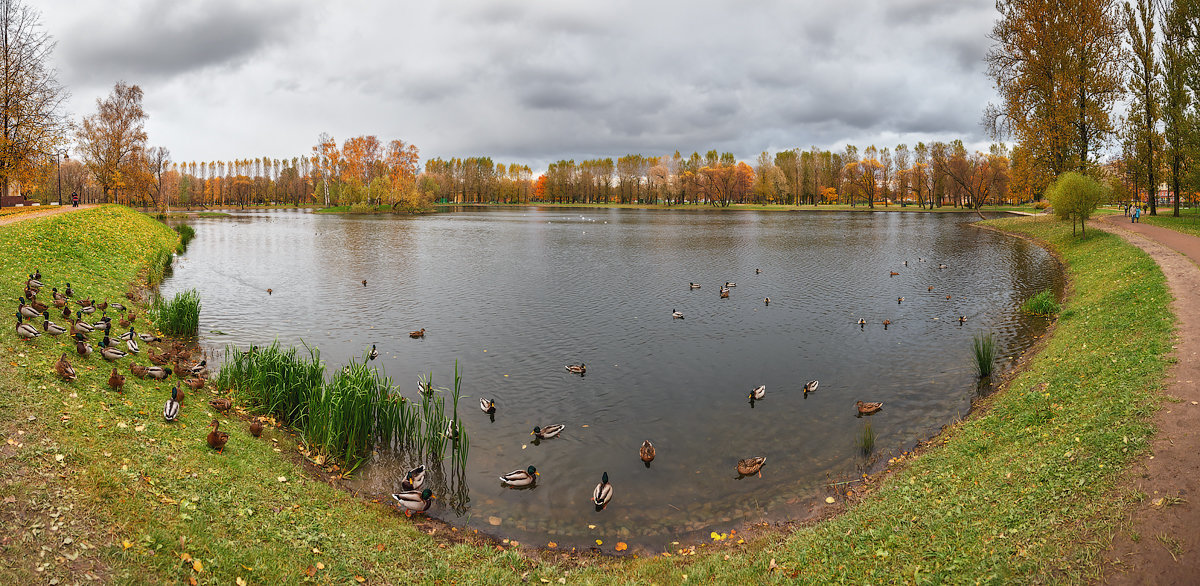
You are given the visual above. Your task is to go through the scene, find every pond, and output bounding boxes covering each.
[160,208,1062,551]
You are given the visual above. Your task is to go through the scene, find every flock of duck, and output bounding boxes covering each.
[12,269,246,456]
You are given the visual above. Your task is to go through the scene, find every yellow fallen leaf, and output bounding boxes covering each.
[121,540,132,550]
[825,496,835,504]
[237,578,247,586]
[316,562,325,570]
[180,553,192,562]
[595,539,603,545]
[615,542,628,551]
[355,576,365,583]
[192,559,203,572]
[547,541,557,548]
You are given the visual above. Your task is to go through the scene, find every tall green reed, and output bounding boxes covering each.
[972,331,997,377]
[150,288,201,336]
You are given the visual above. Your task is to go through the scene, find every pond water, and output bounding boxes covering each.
[160,208,1062,551]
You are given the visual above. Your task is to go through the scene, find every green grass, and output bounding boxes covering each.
[1022,289,1061,316]
[857,422,876,455]
[457,201,1043,214]
[0,208,1176,583]
[149,289,200,336]
[174,224,195,249]
[972,331,997,377]
[1140,207,1200,238]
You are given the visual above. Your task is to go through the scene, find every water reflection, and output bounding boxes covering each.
[162,209,1062,550]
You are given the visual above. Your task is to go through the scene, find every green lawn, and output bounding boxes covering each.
[0,207,1173,583]
[1140,207,1200,238]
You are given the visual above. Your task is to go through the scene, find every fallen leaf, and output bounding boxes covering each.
[192,559,203,572]
[121,540,132,550]
[354,576,365,583]
[277,476,287,483]
[595,539,602,545]
[825,496,835,504]
[615,542,628,551]
[236,578,247,586]
[316,562,325,570]
[304,566,316,577]
[375,544,385,551]
[547,541,557,548]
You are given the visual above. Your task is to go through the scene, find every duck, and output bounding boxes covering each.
[210,397,233,412]
[130,363,149,379]
[78,304,96,315]
[938,263,948,269]
[565,363,586,374]
[138,331,162,343]
[145,366,173,380]
[755,268,762,274]
[74,333,92,357]
[266,288,272,295]
[249,418,264,437]
[857,318,866,326]
[946,294,952,300]
[803,380,819,394]
[897,297,904,304]
[70,312,94,334]
[856,400,884,415]
[725,282,737,288]
[640,440,655,464]
[531,424,565,440]
[903,261,908,267]
[52,288,66,307]
[125,336,140,354]
[409,328,425,338]
[689,282,701,289]
[361,279,368,287]
[100,340,127,361]
[18,297,41,320]
[749,385,766,401]
[15,313,40,340]
[185,359,208,376]
[737,457,767,477]
[959,315,967,324]
[147,348,171,365]
[499,465,538,487]
[720,289,729,299]
[206,419,229,453]
[60,305,71,320]
[183,377,205,390]
[63,283,73,298]
[390,488,433,516]
[118,326,136,341]
[764,297,771,305]
[444,419,460,440]
[95,301,108,312]
[928,285,935,291]
[54,353,76,381]
[368,344,379,360]
[163,387,182,421]
[889,271,899,277]
[31,268,41,281]
[672,308,684,319]
[108,367,125,391]
[882,319,891,328]
[401,465,426,491]
[109,302,126,312]
[480,397,496,414]
[28,297,48,313]
[591,472,613,508]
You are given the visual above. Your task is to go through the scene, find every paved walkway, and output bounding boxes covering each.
[1096,216,1200,584]
[0,204,97,227]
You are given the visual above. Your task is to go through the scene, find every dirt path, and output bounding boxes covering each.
[1095,216,1200,584]
[0,204,97,227]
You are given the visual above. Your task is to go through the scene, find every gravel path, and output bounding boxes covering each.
[0,205,97,227]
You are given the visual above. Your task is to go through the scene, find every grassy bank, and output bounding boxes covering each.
[1140,207,1200,238]
[444,201,1042,214]
[0,209,1173,583]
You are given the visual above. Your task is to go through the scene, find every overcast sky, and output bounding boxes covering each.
[39,0,1001,172]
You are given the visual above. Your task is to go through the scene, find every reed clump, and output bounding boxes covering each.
[1021,289,1060,316]
[174,224,196,250]
[857,421,875,455]
[150,288,200,336]
[972,331,997,377]
[218,343,468,473]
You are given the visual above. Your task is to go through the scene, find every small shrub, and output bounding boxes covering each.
[1046,172,1109,236]
[1034,200,1051,210]
[151,289,200,336]
[349,202,376,214]
[972,331,997,377]
[1022,289,1060,316]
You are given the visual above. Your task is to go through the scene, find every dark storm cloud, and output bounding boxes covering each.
[59,1,295,86]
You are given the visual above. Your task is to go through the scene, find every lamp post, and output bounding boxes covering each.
[56,150,68,206]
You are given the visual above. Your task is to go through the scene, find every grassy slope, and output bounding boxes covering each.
[1140,207,1200,238]
[0,209,1172,584]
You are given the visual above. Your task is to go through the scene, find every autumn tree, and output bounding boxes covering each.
[1160,0,1197,217]
[1123,0,1162,214]
[986,0,1126,182]
[76,81,147,202]
[1047,171,1109,236]
[0,0,68,206]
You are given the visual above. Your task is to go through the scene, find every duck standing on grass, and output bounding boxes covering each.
[54,353,76,381]
[108,367,125,392]
[163,387,181,421]
[249,418,264,437]
[391,489,434,517]
[15,313,39,340]
[207,419,229,453]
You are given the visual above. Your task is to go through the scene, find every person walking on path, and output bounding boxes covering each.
[1132,206,1141,223]
[71,191,79,207]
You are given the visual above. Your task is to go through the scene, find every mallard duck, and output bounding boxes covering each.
[803,380,819,394]
[640,440,655,464]
[60,305,71,320]
[368,344,379,360]
[109,302,126,312]
[185,359,208,376]
[26,273,43,289]
[689,282,701,289]
[749,385,766,401]
[163,387,181,421]
[672,308,684,319]
[148,348,170,365]
[266,288,273,295]
[52,288,66,307]
[118,326,135,341]
[18,297,41,320]
[720,289,729,298]
[130,363,149,379]
[108,367,125,391]
[938,263,948,269]
[63,283,73,298]
[70,313,94,334]
[32,268,41,281]
[54,353,76,381]
[737,457,767,477]
[928,285,934,291]
[755,268,762,274]
[444,419,460,440]
[206,419,229,453]
[28,297,48,313]
[480,397,496,414]
[764,297,771,305]
[210,397,233,412]
[95,301,108,312]
[40,313,66,335]
[401,465,426,491]
[532,424,564,440]
[94,317,113,332]
[146,366,172,380]
[882,319,891,328]
[897,297,904,304]
[138,331,162,343]
[958,315,967,324]
[499,465,538,487]
[409,328,425,338]
[183,377,205,390]
[126,336,140,354]
[903,261,908,267]
[74,333,92,357]
[945,294,952,300]
[249,418,264,437]
[592,472,613,508]
[857,318,866,326]
[100,340,127,361]
[78,304,96,315]
[361,279,367,287]
[390,488,433,516]
[15,313,40,340]
[725,282,737,288]
[565,363,586,374]
[856,400,883,415]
